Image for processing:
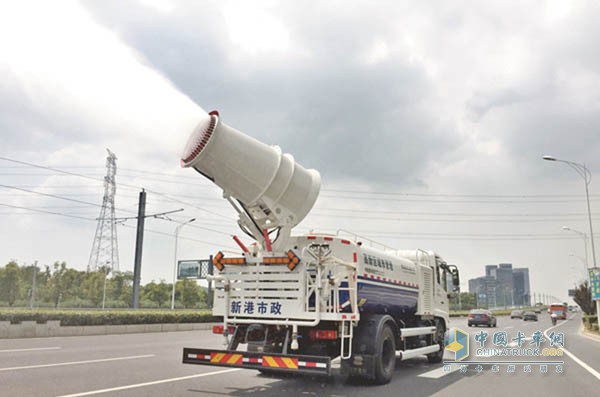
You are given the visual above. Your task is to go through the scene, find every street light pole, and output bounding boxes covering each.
[30,261,37,309]
[569,253,588,280]
[101,265,110,310]
[544,155,600,322]
[563,226,589,268]
[171,218,196,310]
[544,156,596,267]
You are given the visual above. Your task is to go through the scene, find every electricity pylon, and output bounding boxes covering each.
[88,149,119,272]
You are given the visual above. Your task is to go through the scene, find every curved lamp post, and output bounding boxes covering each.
[568,253,588,281]
[543,156,596,268]
[544,155,598,319]
[563,226,589,267]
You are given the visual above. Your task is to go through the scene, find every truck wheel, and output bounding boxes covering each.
[374,324,396,384]
[427,320,445,364]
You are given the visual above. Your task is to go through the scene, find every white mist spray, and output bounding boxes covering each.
[0,0,208,158]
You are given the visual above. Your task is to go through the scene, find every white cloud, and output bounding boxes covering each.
[0,0,205,160]
[223,3,290,55]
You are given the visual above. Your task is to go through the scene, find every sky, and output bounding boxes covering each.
[2,0,600,303]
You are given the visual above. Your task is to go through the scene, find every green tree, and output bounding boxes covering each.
[0,261,22,306]
[143,280,171,308]
[176,279,205,308]
[81,270,106,307]
[20,264,48,306]
[573,281,595,315]
[109,271,133,306]
[48,261,68,307]
[450,292,477,311]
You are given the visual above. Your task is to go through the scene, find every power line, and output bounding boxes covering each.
[3,158,598,200]
[307,212,600,223]
[313,207,594,217]
[294,229,581,241]
[0,203,97,221]
[320,188,600,199]
[318,194,600,204]
[0,184,138,215]
[0,202,236,250]
[119,223,237,250]
[0,156,234,220]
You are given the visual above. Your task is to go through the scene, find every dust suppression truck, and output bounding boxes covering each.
[180,110,460,384]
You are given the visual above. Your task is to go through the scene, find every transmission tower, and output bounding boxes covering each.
[88,149,119,272]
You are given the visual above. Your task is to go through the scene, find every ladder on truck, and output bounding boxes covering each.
[304,243,358,360]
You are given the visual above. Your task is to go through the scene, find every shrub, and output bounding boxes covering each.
[60,298,95,308]
[582,314,597,332]
[0,309,217,326]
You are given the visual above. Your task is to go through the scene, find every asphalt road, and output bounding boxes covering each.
[1,313,598,397]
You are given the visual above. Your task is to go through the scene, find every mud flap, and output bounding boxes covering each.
[341,354,376,379]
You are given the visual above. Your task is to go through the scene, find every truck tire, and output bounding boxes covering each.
[427,320,445,364]
[374,324,396,384]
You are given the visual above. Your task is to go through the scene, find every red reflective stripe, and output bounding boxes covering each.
[307,236,317,240]
[324,236,333,241]
[353,252,357,262]
[341,239,351,245]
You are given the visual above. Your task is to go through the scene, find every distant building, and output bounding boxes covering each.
[513,268,530,306]
[485,265,497,279]
[468,276,487,307]
[468,264,531,308]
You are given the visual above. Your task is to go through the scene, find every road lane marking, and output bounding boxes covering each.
[544,317,600,382]
[0,347,61,353]
[557,347,600,381]
[0,354,154,372]
[503,326,514,329]
[56,368,241,397]
[418,365,460,378]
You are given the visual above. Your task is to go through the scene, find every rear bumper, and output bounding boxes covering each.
[183,348,331,376]
[468,320,490,326]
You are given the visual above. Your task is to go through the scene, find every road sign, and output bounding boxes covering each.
[568,289,576,297]
[589,267,600,300]
[177,259,212,279]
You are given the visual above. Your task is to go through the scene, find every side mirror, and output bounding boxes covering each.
[448,265,460,292]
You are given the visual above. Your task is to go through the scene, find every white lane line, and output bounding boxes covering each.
[56,368,241,397]
[0,347,61,353]
[559,347,600,381]
[418,365,460,378]
[503,326,514,329]
[0,354,154,372]
[544,317,600,382]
